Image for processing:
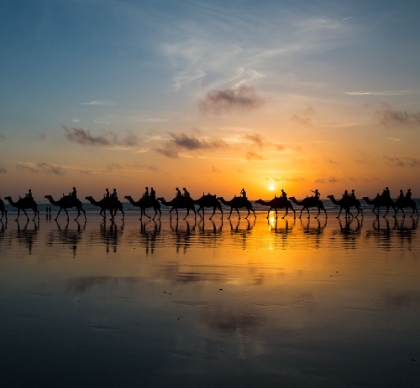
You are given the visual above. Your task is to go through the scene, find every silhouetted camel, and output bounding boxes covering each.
[124,195,161,220]
[217,196,256,219]
[362,195,396,218]
[395,197,419,218]
[255,197,295,219]
[85,196,124,220]
[44,195,86,221]
[0,197,7,220]
[193,194,223,220]
[289,196,327,219]
[327,195,363,218]
[157,196,196,220]
[4,196,39,221]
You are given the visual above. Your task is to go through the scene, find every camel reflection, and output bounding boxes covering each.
[139,219,161,255]
[98,220,124,253]
[300,218,327,248]
[331,217,363,250]
[170,218,196,254]
[229,218,255,250]
[47,220,86,257]
[13,219,39,254]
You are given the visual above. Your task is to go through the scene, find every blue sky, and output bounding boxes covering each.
[1,0,420,199]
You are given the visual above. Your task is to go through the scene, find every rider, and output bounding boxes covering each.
[26,189,33,199]
[150,187,156,200]
[382,187,391,200]
[350,189,356,199]
[112,188,118,200]
[406,189,412,200]
[398,189,405,201]
[105,188,110,198]
[342,190,349,199]
[176,187,182,204]
[143,187,149,199]
[311,189,320,198]
[281,189,287,201]
[183,187,190,197]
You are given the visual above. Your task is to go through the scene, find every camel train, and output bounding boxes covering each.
[1,187,418,222]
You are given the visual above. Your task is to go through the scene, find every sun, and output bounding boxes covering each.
[269,185,275,191]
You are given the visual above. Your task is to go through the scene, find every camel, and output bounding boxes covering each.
[289,196,327,219]
[217,196,256,219]
[394,197,419,218]
[193,194,223,220]
[85,196,124,220]
[124,195,161,220]
[327,195,363,218]
[44,195,86,221]
[157,196,196,220]
[0,197,7,220]
[362,195,396,218]
[255,197,295,219]
[4,196,39,221]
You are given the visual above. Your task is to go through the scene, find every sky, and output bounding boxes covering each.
[1,0,420,201]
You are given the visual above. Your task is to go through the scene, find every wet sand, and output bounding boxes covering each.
[1,211,419,387]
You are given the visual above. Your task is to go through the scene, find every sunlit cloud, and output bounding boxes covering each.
[345,90,418,96]
[80,100,117,106]
[127,116,169,123]
[63,126,140,147]
[290,107,316,126]
[198,85,265,115]
[244,133,264,149]
[387,137,400,142]
[105,163,122,172]
[212,166,222,173]
[72,118,81,123]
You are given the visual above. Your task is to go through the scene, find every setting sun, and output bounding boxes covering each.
[269,185,275,191]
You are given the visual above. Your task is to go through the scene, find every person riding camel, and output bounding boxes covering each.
[143,187,149,199]
[150,187,156,200]
[112,188,118,200]
[311,189,320,199]
[342,190,349,199]
[240,188,247,204]
[398,189,405,201]
[176,187,182,205]
[183,187,190,197]
[382,187,391,200]
[406,189,412,200]
[105,188,110,198]
[281,189,287,202]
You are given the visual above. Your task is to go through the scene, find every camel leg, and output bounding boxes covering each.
[75,209,80,221]
[337,207,342,218]
[383,206,389,218]
[282,208,287,219]
[245,208,250,219]
[210,208,216,220]
[228,208,233,219]
[236,208,241,219]
[64,208,70,221]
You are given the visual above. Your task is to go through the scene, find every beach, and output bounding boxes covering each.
[1,208,419,387]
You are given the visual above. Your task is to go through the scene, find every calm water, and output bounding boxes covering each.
[1,209,420,387]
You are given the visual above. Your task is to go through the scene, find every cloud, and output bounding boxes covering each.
[0,167,7,174]
[63,126,140,147]
[155,147,179,158]
[212,166,221,173]
[377,106,420,128]
[105,163,122,172]
[244,133,264,149]
[275,144,285,151]
[290,106,316,126]
[155,132,226,158]
[16,162,63,175]
[80,100,116,106]
[245,151,264,161]
[0,134,8,140]
[345,90,418,96]
[198,84,265,115]
[384,156,420,168]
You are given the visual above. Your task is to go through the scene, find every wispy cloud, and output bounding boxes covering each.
[0,134,7,140]
[0,167,7,174]
[377,106,420,128]
[63,126,140,147]
[105,163,122,172]
[155,132,226,158]
[383,156,420,167]
[290,107,316,126]
[80,100,117,106]
[345,90,418,96]
[244,133,264,149]
[16,162,63,175]
[198,85,264,115]
[245,151,264,161]
[72,118,81,123]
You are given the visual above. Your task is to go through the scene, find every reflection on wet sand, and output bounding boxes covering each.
[1,213,420,387]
